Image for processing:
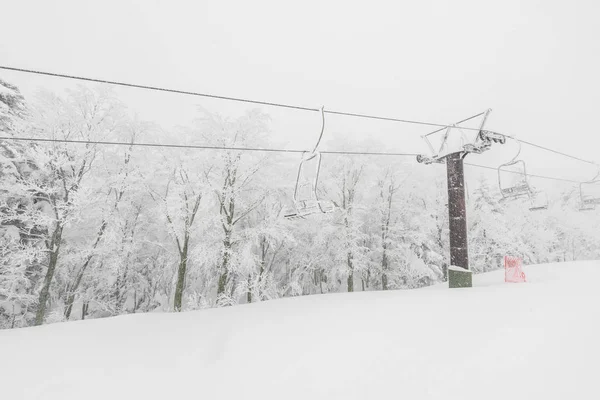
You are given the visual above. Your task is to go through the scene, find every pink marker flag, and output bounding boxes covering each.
[505,256,526,283]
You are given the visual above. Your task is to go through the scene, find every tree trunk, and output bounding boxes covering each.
[380,177,394,291]
[173,236,189,312]
[438,224,448,282]
[35,224,63,326]
[381,245,389,290]
[64,220,109,320]
[64,293,77,320]
[10,305,16,329]
[347,253,354,292]
[247,277,252,304]
[64,261,89,320]
[217,269,229,297]
[217,230,232,297]
[81,302,89,320]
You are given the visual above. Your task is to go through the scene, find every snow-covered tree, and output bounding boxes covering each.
[326,155,370,292]
[149,147,210,312]
[467,175,512,272]
[196,109,271,305]
[2,79,599,330]
[20,86,125,325]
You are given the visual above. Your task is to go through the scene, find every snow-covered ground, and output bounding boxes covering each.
[2,261,599,400]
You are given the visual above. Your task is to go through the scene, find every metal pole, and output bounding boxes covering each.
[446,151,472,287]
[417,109,498,287]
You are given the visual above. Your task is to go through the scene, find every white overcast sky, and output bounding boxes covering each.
[1,0,599,193]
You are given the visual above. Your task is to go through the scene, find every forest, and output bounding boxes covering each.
[1,77,599,329]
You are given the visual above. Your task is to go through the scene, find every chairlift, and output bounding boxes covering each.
[497,138,548,211]
[417,109,498,163]
[579,164,600,211]
[498,139,531,200]
[284,107,336,220]
[528,190,549,211]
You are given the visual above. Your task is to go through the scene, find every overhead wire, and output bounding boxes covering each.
[0,65,595,178]
[509,137,596,166]
[0,135,578,183]
[422,112,486,138]
[0,65,485,132]
[0,136,419,157]
[463,162,579,184]
[1,65,595,165]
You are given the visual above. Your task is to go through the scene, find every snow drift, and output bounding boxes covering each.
[2,260,599,400]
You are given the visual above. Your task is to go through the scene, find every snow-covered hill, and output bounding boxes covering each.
[2,261,599,400]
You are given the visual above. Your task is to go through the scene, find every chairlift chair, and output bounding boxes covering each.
[497,139,531,200]
[579,166,600,211]
[528,190,549,211]
[498,159,531,200]
[284,106,336,220]
[283,151,335,219]
[578,198,596,212]
[497,137,549,211]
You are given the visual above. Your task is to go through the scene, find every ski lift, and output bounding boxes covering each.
[284,107,336,220]
[579,164,600,211]
[463,130,506,154]
[497,138,548,211]
[498,139,531,200]
[417,109,500,164]
[528,190,549,211]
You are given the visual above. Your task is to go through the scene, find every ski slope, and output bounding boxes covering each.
[2,261,599,400]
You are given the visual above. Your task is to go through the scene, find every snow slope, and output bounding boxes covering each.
[2,261,599,400]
